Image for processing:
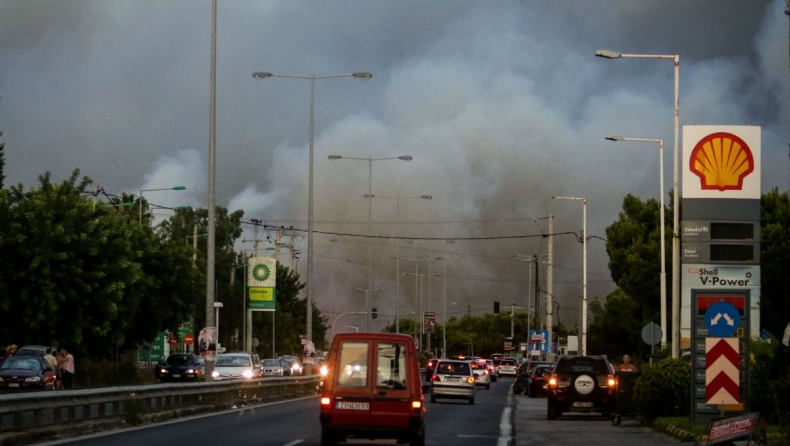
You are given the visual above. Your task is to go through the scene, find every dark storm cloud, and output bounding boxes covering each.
[0,0,787,331]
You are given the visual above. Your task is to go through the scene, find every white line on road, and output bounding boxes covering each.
[282,441,304,446]
[497,391,513,446]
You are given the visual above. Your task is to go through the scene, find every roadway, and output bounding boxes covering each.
[41,377,680,446]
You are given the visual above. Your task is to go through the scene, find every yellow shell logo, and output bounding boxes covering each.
[689,132,754,191]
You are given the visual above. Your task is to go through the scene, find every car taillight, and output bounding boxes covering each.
[607,375,616,387]
[321,397,331,406]
[482,370,488,376]
[432,374,440,382]
[548,374,557,387]
[467,377,475,384]
[412,400,422,409]
[319,365,328,377]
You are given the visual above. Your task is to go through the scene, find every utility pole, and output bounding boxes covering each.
[786,1,790,190]
[534,260,540,330]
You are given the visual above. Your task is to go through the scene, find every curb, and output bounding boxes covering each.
[665,425,698,442]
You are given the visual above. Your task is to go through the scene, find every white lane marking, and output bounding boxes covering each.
[497,390,513,446]
[282,441,303,446]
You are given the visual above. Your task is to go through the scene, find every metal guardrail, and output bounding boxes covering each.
[0,375,320,434]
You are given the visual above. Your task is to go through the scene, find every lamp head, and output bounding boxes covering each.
[420,195,433,200]
[595,50,621,59]
[352,72,373,79]
[605,135,624,141]
[328,155,343,160]
[172,186,186,190]
[252,72,273,79]
[398,156,413,161]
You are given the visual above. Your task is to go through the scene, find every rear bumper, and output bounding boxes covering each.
[320,414,424,440]
[432,384,474,398]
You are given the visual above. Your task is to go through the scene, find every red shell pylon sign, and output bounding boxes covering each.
[706,338,739,405]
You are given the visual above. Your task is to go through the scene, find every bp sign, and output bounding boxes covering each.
[247,257,276,311]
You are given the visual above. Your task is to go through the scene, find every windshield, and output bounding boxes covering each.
[166,355,193,366]
[1,357,42,371]
[264,359,280,366]
[215,356,252,367]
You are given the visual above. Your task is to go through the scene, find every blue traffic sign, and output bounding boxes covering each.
[705,302,741,337]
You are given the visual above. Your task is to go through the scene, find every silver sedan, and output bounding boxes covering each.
[430,359,476,405]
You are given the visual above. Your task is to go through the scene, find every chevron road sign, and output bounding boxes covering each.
[706,338,740,405]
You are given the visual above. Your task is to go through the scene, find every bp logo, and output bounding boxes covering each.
[252,263,271,282]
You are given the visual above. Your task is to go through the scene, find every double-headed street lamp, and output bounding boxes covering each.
[606,135,667,349]
[138,186,186,224]
[552,196,587,356]
[366,194,432,333]
[253,71,371,351]
[596,49,680,358]
[328,154,413,331]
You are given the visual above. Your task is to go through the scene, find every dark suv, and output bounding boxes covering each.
[546,355,615,419]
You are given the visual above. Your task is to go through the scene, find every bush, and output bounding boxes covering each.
[748,340,790,435]
[632,357,690,420]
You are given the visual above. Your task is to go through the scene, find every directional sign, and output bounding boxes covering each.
[706,338,739,405]
[705,302,741,337]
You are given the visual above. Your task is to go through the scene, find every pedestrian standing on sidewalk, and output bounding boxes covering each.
[61,347,75,389]
[618,354,637,371]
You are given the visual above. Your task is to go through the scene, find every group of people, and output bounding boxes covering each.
[2,344,75,389]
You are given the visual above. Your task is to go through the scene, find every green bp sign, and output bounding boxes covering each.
[248,256,276,311]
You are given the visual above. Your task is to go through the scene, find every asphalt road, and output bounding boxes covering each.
[41,377,680,446]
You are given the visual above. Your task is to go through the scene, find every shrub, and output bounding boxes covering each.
[748,340,790,434]
[632,357,690,420]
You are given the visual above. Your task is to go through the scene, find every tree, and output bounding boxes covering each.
[0,170,199,356]
[759,188,790,337]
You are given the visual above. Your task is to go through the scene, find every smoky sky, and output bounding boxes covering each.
[0,0,786,333]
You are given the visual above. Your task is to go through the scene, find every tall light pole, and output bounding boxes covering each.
[138,186,186,224]
[605,135,667,349]
[253,71,372,351]
[596,49,680,358]
[206,0,218,379]
[552,196,587,355]
[365,194,432,333]
[328,154,413,331]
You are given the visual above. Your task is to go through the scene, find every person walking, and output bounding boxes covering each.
[60,348,75,389]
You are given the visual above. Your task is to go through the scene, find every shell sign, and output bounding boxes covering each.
[683,126,760,199]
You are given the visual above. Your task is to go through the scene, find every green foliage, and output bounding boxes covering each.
[587,288,646,358]
[760,188,790,338]
[632,357,690,420]
[0,171,199,357]
[748,340,790,430]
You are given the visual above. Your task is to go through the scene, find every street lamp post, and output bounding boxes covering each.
[253,71,371,356]
[138,186,186,225]
[605,135,667,348]
[596,49,680,358]
[552,196,587,355]
[328,154,413,331]
[366,194,432,333]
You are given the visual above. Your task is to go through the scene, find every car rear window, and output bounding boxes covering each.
[436,362,470,375]
[376,342,407,389]
[501,359,516,366]
[556,359,607,374]
[166,355,193,366]
[336,341,369,388]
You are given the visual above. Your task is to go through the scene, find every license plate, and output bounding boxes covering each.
[336,401,369,410]
[573,401,593,408]
[9,383,19,388]
[172,374,181,378]
[448,377,461,382]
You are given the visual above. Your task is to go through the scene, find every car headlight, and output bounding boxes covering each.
[242,370,254,378]
[211,371,220,378]
[26,376,41,382]
[160,369,167,374]
[187,369,195,374]
[319,365,328,377]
